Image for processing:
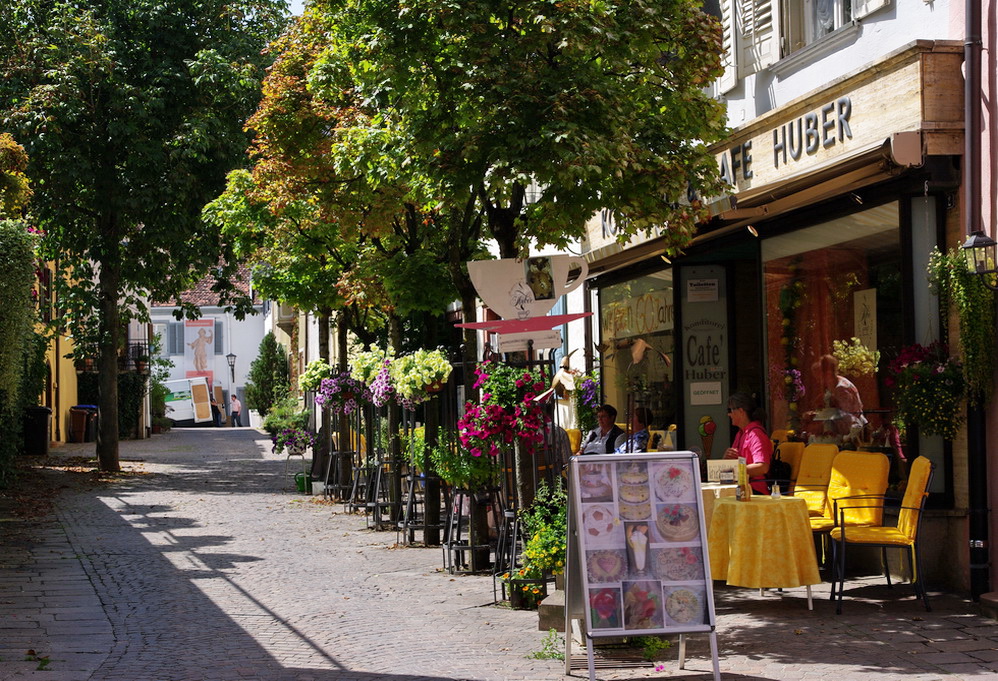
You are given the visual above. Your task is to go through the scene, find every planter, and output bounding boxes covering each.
[508,579,547,610]
[425,379,446,394]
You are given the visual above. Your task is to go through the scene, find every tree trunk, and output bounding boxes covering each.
[514,439,535,513]
[310,307,332,480]
[388,314,403,522]
[423,396,441,546]
[96,257,122,473]
[336,316,351,497]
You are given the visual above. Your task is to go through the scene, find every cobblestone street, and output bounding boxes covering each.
[2,428,998,681]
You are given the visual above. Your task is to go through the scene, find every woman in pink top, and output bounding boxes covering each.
[723,392,772,494]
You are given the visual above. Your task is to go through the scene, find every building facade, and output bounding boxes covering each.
[579,0,995,594]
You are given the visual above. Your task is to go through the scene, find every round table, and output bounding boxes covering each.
[708,496,821,608]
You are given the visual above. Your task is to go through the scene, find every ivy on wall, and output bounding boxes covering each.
[928,248,997,406]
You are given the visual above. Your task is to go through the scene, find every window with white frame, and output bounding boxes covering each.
[717,0,891,93]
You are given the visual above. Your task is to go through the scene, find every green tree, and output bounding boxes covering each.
[0,135,37,484]
[312,0,728,258]
[0,220,38,485]
[245,332,290,418]
[0,0,289,471]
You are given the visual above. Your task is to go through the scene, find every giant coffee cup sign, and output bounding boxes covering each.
[467,255,588,320]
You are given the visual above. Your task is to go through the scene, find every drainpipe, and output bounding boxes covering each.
[964,0,989,600]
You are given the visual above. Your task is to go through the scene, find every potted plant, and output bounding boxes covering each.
[501,482,566,610]
[314,371,370,415]
[272,426,315,456]
[832,337,880,377]
[501,565,548,610]
[351,349,395,407]
[574,370,601,434]
[886,341,965,440]
[389,348,452,407]
[299,358,333,392]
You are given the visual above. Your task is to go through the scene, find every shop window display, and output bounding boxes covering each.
[599,271,676,439]
[762,203,903,449]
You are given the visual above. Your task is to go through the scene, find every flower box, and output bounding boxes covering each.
[508,578,547,610]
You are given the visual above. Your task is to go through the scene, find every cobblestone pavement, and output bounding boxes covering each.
[2,428,998,681]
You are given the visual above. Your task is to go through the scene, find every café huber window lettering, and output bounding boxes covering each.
[599,272,676,435]
[679,266,729,460]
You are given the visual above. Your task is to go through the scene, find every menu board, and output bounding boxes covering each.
[567,451,717,638]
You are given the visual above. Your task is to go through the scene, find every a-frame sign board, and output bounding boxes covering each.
[565,451,721,680]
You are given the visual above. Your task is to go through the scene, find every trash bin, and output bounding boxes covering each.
[70,405,98,443]
[23,406,52,456]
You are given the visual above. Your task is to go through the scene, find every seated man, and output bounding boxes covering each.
[578,404,627,454]
[616,407,653,454]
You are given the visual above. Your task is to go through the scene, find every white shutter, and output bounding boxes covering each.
[853,0,890,21]
[718,0,738,93]
[737,0,781,77]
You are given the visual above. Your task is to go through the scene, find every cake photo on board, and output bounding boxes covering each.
[655,503,700,542]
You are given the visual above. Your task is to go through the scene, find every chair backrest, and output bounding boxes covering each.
[794,444,838,515]
[566,428,582,454]
[771,429,789,445]
[825,451,890,524]
[776,442,805,481]
[898,456,934,540]
[647,429,667,451]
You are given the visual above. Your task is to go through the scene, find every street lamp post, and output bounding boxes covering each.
[226,352,237,382]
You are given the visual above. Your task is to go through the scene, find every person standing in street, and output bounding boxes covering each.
[230,395,242,427]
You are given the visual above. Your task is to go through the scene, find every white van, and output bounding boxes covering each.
[163,377,214,425]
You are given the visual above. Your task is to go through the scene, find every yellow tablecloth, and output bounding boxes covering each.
[708,496,821,588]
[701,483,738,530]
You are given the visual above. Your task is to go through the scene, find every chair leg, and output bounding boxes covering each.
[829,536,838,602]
[836,537,846,615]
[883,546,893,588]
[912,544,931,612]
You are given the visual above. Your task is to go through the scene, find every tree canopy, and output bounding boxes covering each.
[310,0,729,257]
[0,0,289,470]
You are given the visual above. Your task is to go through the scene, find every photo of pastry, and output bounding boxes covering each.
[624,522,651,577]
[578,463,613,502]
[582,504,619,544]
[589,587,622,629]
[617,462,651,521]
[664,586,705,625]
[622,580,664,630]
[655,503,700,543]
[586,549,627,583]
[654,462,694,501]
[652,546,705,582]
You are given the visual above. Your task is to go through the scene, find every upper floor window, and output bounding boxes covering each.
[718,0,890,93]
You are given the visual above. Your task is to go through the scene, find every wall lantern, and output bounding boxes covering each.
[960,230,998,290]
[226,352,237,382]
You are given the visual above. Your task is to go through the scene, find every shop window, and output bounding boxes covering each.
[762,202,902,453]
[598,271,677,436]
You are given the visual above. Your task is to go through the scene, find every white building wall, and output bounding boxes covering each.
[721,1,960,126]
[149,305,266,402]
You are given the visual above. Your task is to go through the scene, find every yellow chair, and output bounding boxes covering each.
[771,429,789,445]
[647,429,667,451]
[793,444,838,517]
[809,451,890,534]
[775,441,805,483]
[830,456,935,613]
[566,428,582,454]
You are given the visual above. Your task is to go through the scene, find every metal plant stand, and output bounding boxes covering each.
[442,487,502,573]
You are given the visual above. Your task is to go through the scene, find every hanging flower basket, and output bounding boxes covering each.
[425,379,446,394]
[314,372,370,415]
